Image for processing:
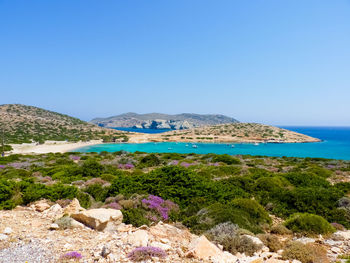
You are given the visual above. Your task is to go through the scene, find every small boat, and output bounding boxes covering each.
[168,147,172,150]
[185,144,189,147]
[231,145,235,148]
[254,142,259,146]
[192,145,198,148]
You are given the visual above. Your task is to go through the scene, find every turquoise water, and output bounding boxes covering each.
[76,127,350,160]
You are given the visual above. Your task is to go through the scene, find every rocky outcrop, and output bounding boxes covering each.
[91,112,239,129]
[71,208,123,231]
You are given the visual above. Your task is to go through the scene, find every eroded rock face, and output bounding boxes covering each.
[72,208,122,231]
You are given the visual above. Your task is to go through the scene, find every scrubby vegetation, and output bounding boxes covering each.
[0,104,127,143]
[0,151,349,256]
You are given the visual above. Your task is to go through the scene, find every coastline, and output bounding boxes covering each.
[9,140,103,155]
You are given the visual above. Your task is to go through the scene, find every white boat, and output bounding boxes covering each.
[192,145,198,148]
[231,145,235,148]
[254,142,259,146]
[168,147,172,150]
[185,144,189,147]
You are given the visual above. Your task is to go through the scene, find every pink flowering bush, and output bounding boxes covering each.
[142,195,179,221]
[118,163,135,169]
[127,246,167,261]
[61,251,83,260]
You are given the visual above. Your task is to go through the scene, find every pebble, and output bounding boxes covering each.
[0,234,8,240]
[3,227,12,235]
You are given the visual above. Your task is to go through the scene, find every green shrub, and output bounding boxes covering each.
[212,154,240,165]
[122,208,150,227]
[185,199,270,234]
[285,213,335,236]
[81,159,104,177]
[84,184,108,202]
[138,154,161,168]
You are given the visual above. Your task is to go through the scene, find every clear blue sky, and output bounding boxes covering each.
[1,0,349,126]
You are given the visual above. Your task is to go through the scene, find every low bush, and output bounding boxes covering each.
[257,234,283,252]
[127,246,167,262]
[122,208,150,227]
[270,224,292,235]
[284,213,335,236]
[205,222,262,256]
[282,241,329,263]
[212,154,240,165]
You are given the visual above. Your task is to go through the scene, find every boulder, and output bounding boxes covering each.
[149,221,193,245]
[186,235,237,263]
[72,208,122,231]
[63,198,85,215]
[126,230,149,247]
[33,200,51,212]
[42,204,63,220]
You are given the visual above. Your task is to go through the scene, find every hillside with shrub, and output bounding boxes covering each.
[0,152,350,262]
[0,104,128,144]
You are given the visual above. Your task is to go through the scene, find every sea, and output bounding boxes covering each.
[76,126,350,160]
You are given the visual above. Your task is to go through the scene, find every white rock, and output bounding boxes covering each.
[295,237,315,244]
[0,234,8,240]
[49,223,59,230]
[150,241,172,251]
[126,230,149,247]
[331,247,341,253]
[242,235,264,246]
[72,208,123,231]
[3,227,12,235]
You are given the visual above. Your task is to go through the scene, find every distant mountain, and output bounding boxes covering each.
[0,104,123,144]
[91,112,239,130]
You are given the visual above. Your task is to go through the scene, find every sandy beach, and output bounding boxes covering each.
[9,140,103,154]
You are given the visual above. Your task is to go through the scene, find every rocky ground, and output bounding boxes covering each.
[0,200,349,263]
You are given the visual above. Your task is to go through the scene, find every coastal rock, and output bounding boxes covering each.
[72,208,123,231]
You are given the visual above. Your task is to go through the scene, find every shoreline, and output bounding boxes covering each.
[9,140,103,155]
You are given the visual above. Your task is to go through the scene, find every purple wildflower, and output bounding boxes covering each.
[61,251,83,260]
[208,162,220,166]
[168,160,179,165]
[118,163,135,169]
[70,155,81,161]
[142,195,178,221]
[105,202,122,210]
[127,246,167,261]
[0,165,5,169]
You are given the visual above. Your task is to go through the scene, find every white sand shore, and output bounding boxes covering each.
[9,140,103,154]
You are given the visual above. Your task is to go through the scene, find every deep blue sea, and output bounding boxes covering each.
[76,127,350,160]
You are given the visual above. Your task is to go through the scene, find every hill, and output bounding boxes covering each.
[91,112,239,130]
[128,123,321,143]
[0,104,126,144]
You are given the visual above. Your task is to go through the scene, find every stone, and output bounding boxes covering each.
[63,198,85,215]
[149,241,172,251]
[331,247,341,253]
[333,230,350,241]
[149,222,193,245]
[242,235,264,246]
[43,204,63,219]
[33,200,51,212]
[3,227,12,235]
[49,223,59,230]
[101,245,111,258]
[0,234,8,240]
[186,235,237,263]
[126,230,149,247]
[70,218,85,229]
[72,208,123,231]
[295,237,315,244]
